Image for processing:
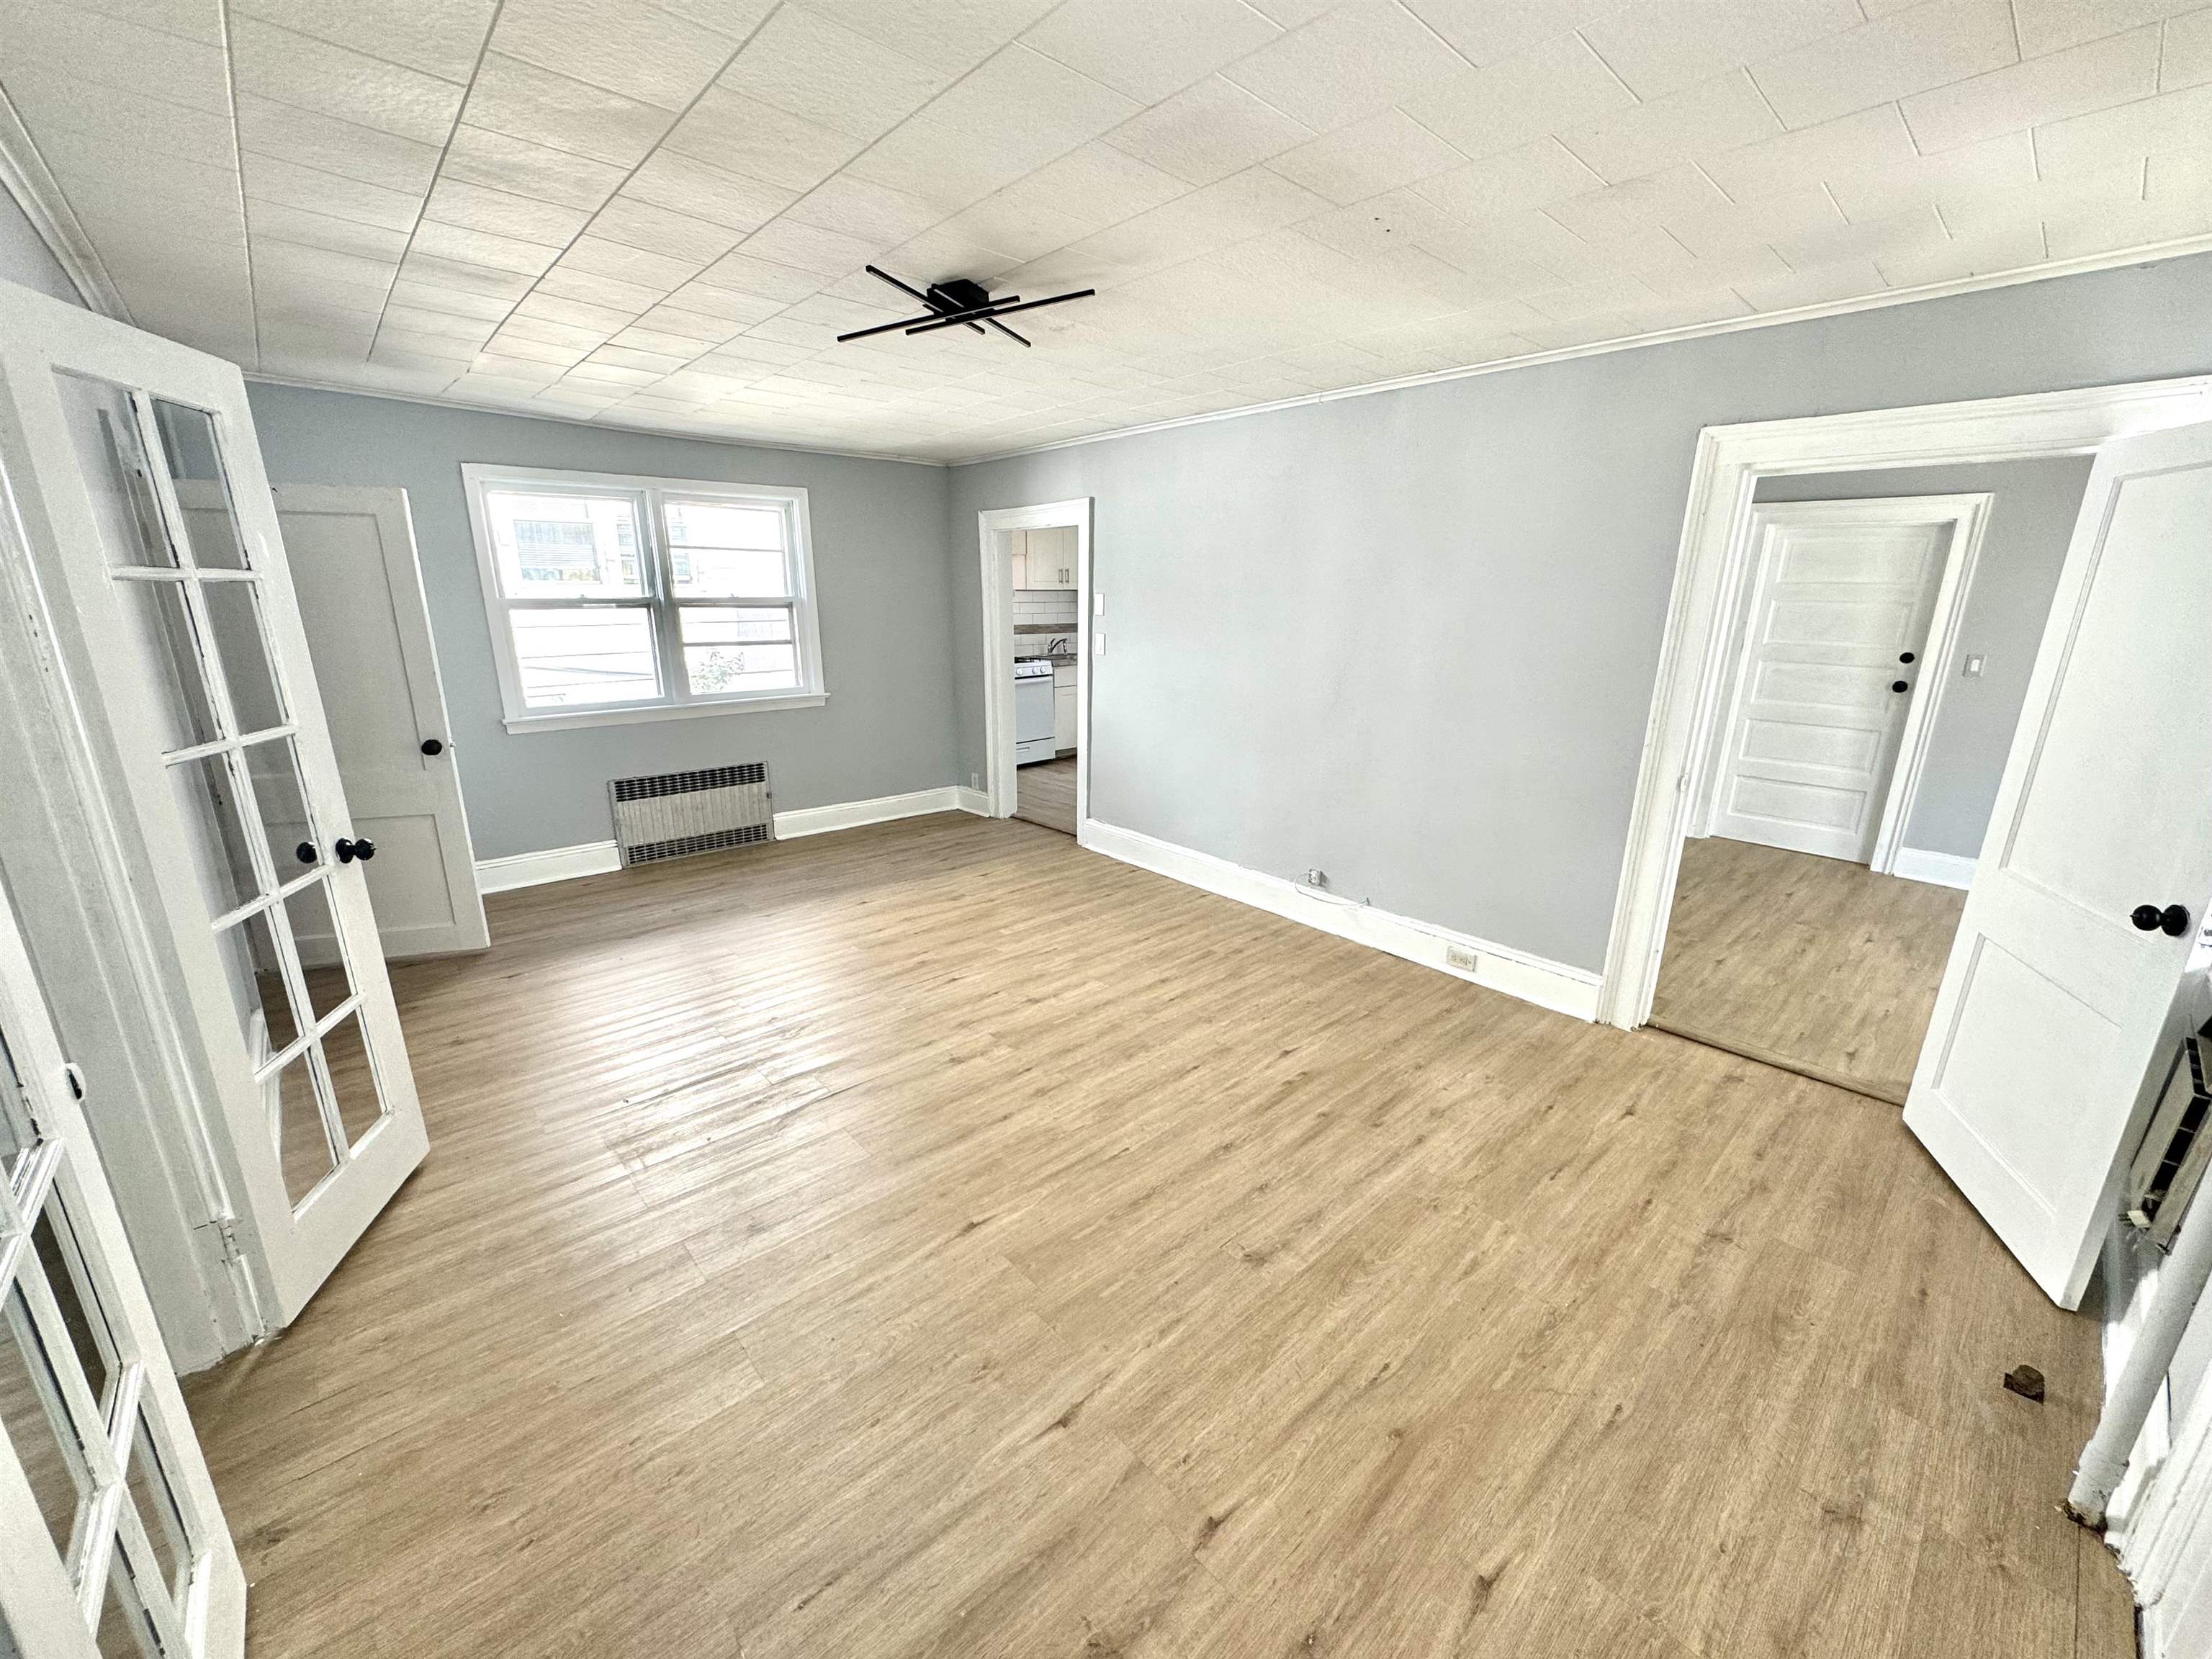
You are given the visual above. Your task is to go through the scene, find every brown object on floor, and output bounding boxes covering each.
[1650,835,1968,1105]
[184,814,2120,1658]
[2005,1364,2048,1402]
[1012,752,1076,835]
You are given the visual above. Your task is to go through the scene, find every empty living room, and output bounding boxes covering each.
[5,1,2212,1654]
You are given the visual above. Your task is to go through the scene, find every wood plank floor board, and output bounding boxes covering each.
[1014,754,1077,835]
[182,814,2121,1657]
[1650,836,1966,1105]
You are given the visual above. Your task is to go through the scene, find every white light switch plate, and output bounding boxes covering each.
[1094,633,1105,655]
[1963,654,1985,678]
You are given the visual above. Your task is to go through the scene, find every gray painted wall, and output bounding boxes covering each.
[948,253,2212,975]
[0,184,81,305]
[1753,457,2092,862]
[246,384,956,859]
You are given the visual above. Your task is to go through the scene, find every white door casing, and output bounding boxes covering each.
[1704,500,1959,863]
[1905,419,2212,1308]
[0,876,245,1659]
[976,500,1093,827]
[0,279,428,1330]
[180,484,487,960]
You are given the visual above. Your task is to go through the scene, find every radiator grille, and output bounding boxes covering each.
[2127,1028,2212,1249]
[608,762,773,866]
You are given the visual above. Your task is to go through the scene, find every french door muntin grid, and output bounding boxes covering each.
[1,1124,199,1655]
[101,388,382,1209]
[496,482,806,714]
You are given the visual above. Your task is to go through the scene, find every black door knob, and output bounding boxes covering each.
[2131,903,2191,937]
[1899,652,1915,664]
[335,837,377,864]
[296,841,317,865]
[1891,680,1910,693]
[421,738,445,756]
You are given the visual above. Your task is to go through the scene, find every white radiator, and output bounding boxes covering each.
[608,762,773,866]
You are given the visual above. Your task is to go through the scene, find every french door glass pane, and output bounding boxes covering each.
[126,1413,193,1604]
[282,880,350,1025]
[0,1032,30,1182]
[150,400,251,570]
[271,1055,336,1208]
[216,909,298,1062]
[242,737,313,875]
[485,489,642,597]
[167,752,261,916]
[30,1202,114,1419]
[0,1285,88,1557]
[111,581,220,752]
[510,606,659,707]
[201,581,286,735]
[95,1566,161,1658]
[320,1014,385,1151]
[51,374,176,570]
[680,606,797,694]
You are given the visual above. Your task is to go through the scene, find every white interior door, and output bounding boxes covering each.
[179,484,486,960]
[0,876,244,1659]
[1905,419,2212,1308]
[1707,504,1951,862]
[0,282,428,1328]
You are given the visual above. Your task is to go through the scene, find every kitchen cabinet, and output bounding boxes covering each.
[1054,663,1076,752]
[1013,525,1079,591]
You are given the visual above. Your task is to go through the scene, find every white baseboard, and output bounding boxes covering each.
[1079,817,1601,1022]
[475,840,621,894]
[1893,847,1977,889]
[956,786,992,815]
[772,786,963,840]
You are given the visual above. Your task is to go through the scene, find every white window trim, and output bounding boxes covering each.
[460,462,828,734]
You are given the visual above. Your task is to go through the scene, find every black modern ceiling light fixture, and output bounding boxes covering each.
[836,266,1097,350]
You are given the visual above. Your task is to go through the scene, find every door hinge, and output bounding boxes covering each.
[197,1214,246,1264]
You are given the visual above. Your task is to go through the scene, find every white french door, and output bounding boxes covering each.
[0,282,427,1327]
[1905,419,2212,1307]
[0,876,244,1659]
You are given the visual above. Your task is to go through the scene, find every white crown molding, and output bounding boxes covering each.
[243,372,948,468]
[0,84,131,321]
[1079,817,1601,1022]
[953,235,2212,468]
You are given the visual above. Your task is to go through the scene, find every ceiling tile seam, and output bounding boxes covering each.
[1572,26,1643,107]
[2004,0,2025,64]
[232,13,475,94]
[415,3,802,394]
[363,0,511,367]
[952,235,2212,467]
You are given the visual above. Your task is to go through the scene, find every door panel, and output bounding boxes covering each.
[0,876,245,1659]
[1709,511,1949,862]
[0,280,427,1328]
[1905,420,2212,1306]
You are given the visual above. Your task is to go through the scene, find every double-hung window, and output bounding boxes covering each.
[462,464,826,732]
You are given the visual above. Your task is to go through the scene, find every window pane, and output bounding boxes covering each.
[1,1285,89,1560]
[680,606,798,696]
[152,400,251,570]
[31,1196,116,1420]
[486,490,642,598]
[127,1411,193,1604]
[271,1052,336,1208]
[319,1012,385,1153]
[166,752,261,916]
[111,580,219,752]
[283,879,351,1026]
[96,1562,161,1658]
[0,1028,28,1183]
[53,373,176,570]
[201,580,286,734]
[241,737,313,879]
[510,607,660,707]
[663,499,789,597]
[215,908,299,1061]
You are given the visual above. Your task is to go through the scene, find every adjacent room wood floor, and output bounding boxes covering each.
[183,814,2123,1658]
[1651,835,1969,1105]
[1013,753,1077,835]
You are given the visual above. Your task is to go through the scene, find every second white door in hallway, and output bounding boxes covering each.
[1705,496,1984,865]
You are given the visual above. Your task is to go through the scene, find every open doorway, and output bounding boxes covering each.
[1648,463,2086,1102]
[976,500,1092,838]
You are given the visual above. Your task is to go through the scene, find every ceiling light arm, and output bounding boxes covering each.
[902,288,1097,338]
[863,264,988,338]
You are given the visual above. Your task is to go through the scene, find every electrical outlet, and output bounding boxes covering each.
[1094,632,1105,655]
[1444,944,1480,974]
[970,772,980,791]
[1963,654,1985,678]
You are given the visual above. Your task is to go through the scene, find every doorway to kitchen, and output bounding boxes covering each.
[976,500,1092,840]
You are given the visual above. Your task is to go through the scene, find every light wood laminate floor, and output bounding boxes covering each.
[184,814,2123,1658]
[1014,753,1077,835]
[1652,836,1969,1105]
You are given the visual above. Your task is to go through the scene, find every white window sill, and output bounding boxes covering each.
[501,691,829,734]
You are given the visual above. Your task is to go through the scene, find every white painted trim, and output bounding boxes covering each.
[475,840,621,893]
[772,786,963,839]
[1892,847,1977,890]
[0,87,129,319]
[1080,817,1601,1022]
[1597,372,2212,1031]
[956,786,991,814]
[976,499,1093,824]
[1692,493,1993,871]
[956,238,2212,468]
[459,461,828,731]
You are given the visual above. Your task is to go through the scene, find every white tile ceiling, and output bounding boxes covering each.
[4,0,2210,462]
